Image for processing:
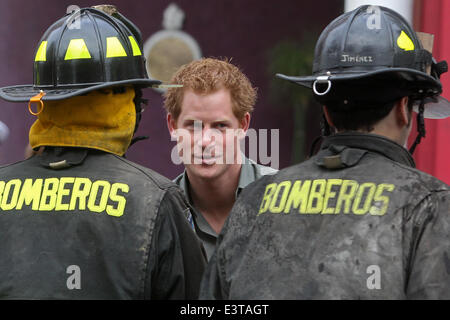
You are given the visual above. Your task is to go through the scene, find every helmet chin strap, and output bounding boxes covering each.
[128,87,149,150]
[309,113,332,158]
[408,99,426,154]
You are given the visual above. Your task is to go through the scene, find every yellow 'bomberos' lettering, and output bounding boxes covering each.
[306,179,326,214]
[352,183,377,215]
[257,179,395,217]
[88,180,111,213]
[70,178,92,210]
[39,178,59,211]
[284,180,311,214]
[335,180,358,214]
[370,183,395,216]
[322,179,343,214]
[107,183,129,217]
[16,178,43,210]
[1,179,22,210]
[269,181,291,214]
[56,177,75,211]
[0,177,130,217]
[258,183,277,215]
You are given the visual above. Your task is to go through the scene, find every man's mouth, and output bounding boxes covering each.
[193,154,223,165]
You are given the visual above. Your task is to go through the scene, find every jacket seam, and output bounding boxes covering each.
[139,189,166,299]
[364,152,448,194]
[112,154,171,190]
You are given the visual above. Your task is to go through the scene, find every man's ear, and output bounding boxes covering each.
[167,113,177,138]
[395,97,410,127]
[238,112,251,138]
[323,106,335,128]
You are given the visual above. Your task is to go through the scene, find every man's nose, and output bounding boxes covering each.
[196,127,214,148]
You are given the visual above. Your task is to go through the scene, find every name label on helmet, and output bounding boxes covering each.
[0,177,129,217]
[257,179,395,216]
[341,54,373,63]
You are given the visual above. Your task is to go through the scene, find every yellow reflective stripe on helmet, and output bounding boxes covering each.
[35,41,48,62]
[397,31,415,51]
[106,37,127,58]
[64,39,92,60]
[128,36,142,56]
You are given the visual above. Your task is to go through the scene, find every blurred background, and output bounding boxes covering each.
[0,0,448,184]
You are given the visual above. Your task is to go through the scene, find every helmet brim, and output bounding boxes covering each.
[276,68,441,92]
[276,68,450,119]
[0,78,162,102]
[413,96,450,119]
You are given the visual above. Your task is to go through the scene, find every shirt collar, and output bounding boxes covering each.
[236,155,258,197]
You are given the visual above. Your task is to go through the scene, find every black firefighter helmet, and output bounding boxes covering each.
[276,5,450,120]
[0,6,161,102]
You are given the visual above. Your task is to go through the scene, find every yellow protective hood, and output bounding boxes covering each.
[29,87,136,156]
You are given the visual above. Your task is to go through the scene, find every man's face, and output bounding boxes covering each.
[168,88,250,180]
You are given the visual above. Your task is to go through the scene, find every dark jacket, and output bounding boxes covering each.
[0,147,206,299]
[200,133,450,299]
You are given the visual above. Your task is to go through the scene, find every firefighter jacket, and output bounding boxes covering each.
[0,147,206,299]
[200,132,450,299]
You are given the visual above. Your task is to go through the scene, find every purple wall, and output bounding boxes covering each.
[0,0,343,179]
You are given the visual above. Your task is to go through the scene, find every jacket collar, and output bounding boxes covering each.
[317,132,415,168]
[38,147,91,169]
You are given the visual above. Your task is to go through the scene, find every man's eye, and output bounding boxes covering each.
[216,123,228,129]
